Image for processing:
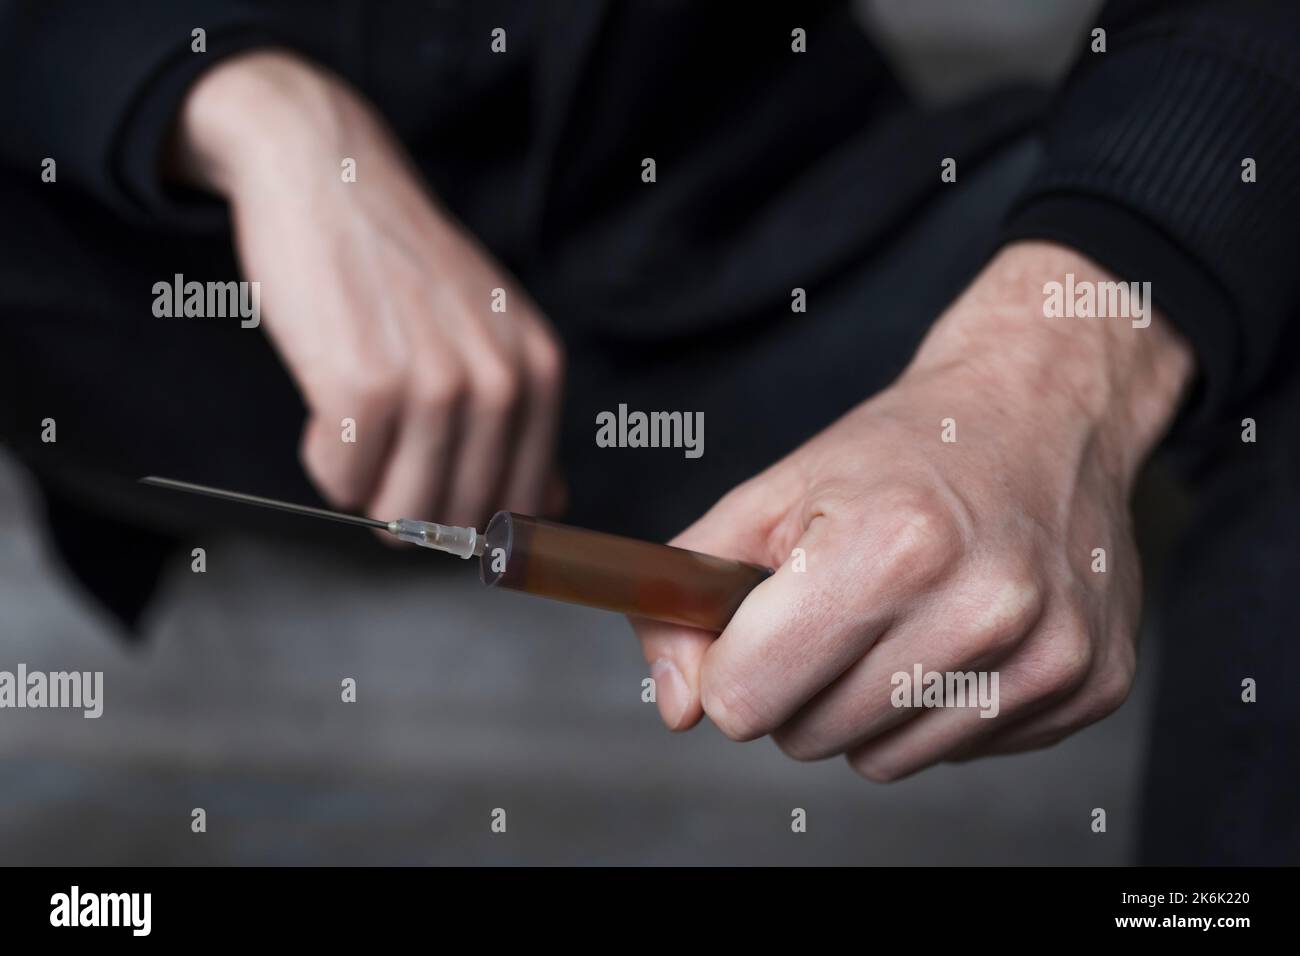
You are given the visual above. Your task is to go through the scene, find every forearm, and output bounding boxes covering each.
[170,47,467,259]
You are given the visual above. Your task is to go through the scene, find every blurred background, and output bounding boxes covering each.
[0,0,1154,866]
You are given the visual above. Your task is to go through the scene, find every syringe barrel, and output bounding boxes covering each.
[479,512,771,631]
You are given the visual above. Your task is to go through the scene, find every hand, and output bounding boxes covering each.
[172,50,564,527]
[633,241,1193,780]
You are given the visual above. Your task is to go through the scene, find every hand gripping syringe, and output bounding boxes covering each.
[141,477,772,631]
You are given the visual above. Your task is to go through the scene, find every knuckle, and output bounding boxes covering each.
[335,362,403,412]
[878,494,965,585]
[1092,679,1130,720]
[1091,660,1136,719]
[1029,623,1094,698]
[701,675,770,742]
[473,356,519,413]
[967,572,1045,656]
[409,363,465,413]
[528,333,566,391]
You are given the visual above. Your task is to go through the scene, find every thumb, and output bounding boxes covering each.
[634,620,714,732]
[631,478,788,731]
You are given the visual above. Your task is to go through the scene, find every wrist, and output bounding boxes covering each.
[906,241,1194,479]
[170,48,352,198]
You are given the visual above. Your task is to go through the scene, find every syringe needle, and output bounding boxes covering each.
[139,476,482,558]
[140,476,391,530]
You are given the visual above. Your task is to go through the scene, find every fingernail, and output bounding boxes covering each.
[651,658,689,730]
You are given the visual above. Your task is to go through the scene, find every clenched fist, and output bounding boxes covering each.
[634,241,1193,780]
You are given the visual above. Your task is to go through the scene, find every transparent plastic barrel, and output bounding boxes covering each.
[479,512,771,630]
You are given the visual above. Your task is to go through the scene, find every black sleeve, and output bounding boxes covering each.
[1000,0,1300,425]
[0,1,281,229]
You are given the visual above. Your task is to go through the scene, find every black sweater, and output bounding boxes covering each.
[1,0,1297,422]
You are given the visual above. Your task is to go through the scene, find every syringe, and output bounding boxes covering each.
[141,477,772,631]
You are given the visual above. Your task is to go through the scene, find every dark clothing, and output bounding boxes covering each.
[1142,378,1300,865]
[0,1,1296,864]
[3,1,1297,389]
